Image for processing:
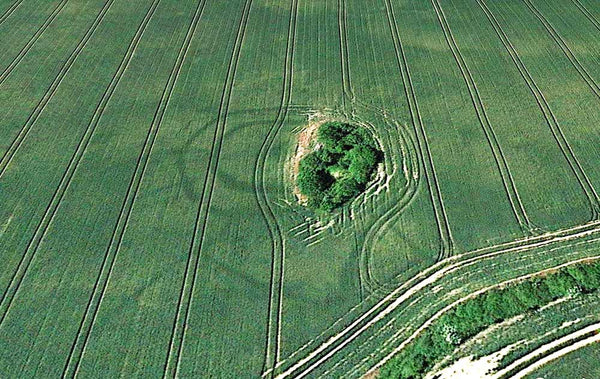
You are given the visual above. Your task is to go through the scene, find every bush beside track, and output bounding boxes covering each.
[380,260,600,378]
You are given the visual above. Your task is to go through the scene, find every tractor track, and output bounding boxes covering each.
[383,0,453,262]
[273,219,600,373]
[476,0,600,219]
[273,218,600,378]
[431,0,538,235]
[349,255,600,378]
[0,0,23,26]
[0,0,70,86]
[162,0,253,376]
[496,321,600,379]
[256,0,298,377]
[338,0,422,296]
[60,1,209,377]
[0,0,121,177]
[0,0,125,327]
[572,0,600,33]
[523,0,600,100]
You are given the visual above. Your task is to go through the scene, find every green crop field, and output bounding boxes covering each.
[526,342,600,379]
[2,0,600,378]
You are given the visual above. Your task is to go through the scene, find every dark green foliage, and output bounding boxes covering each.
[380,260,600,379]
[297,121,382,212]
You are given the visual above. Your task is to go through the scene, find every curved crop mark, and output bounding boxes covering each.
[0,0,23,27]
[476,0,600,220]
[162,1,253,377]
[61,1,208,377]
[257,0,298,377]
[0,0,69,86]
[0,0,118,178]
[430,0,536,235]
[0,0,120,329]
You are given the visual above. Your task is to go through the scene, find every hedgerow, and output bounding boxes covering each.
[379,260,600,379]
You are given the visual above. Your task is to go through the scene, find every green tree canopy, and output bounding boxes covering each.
[297,121,382,212]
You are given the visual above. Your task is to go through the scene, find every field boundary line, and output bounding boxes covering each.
[477,0,600,219]
[496,322,600,379]
[273,219,600,373]
[256,0,298,377]
[0,0,70,86]
[362,256,600,378]
[0,0,121,177]
[60,1,209,377]
[522,0,600,100]
[0,0,23,25]
[334,233,600,378]
[431,0,536,234]
[0,0,121,328]
[162,0,253,376]
[338,235,600,376]
[273,220,600,378]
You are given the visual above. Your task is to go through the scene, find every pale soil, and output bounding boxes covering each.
[361,368,379,379]
[289,116,324,205]
[425,344,515,379]
[277,221,600,379]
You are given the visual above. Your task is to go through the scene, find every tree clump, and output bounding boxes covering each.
[379,260,600,379]
[296,121,383,212]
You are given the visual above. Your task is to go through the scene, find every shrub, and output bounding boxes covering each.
[379,260,600,379]
[297,121,382,212]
